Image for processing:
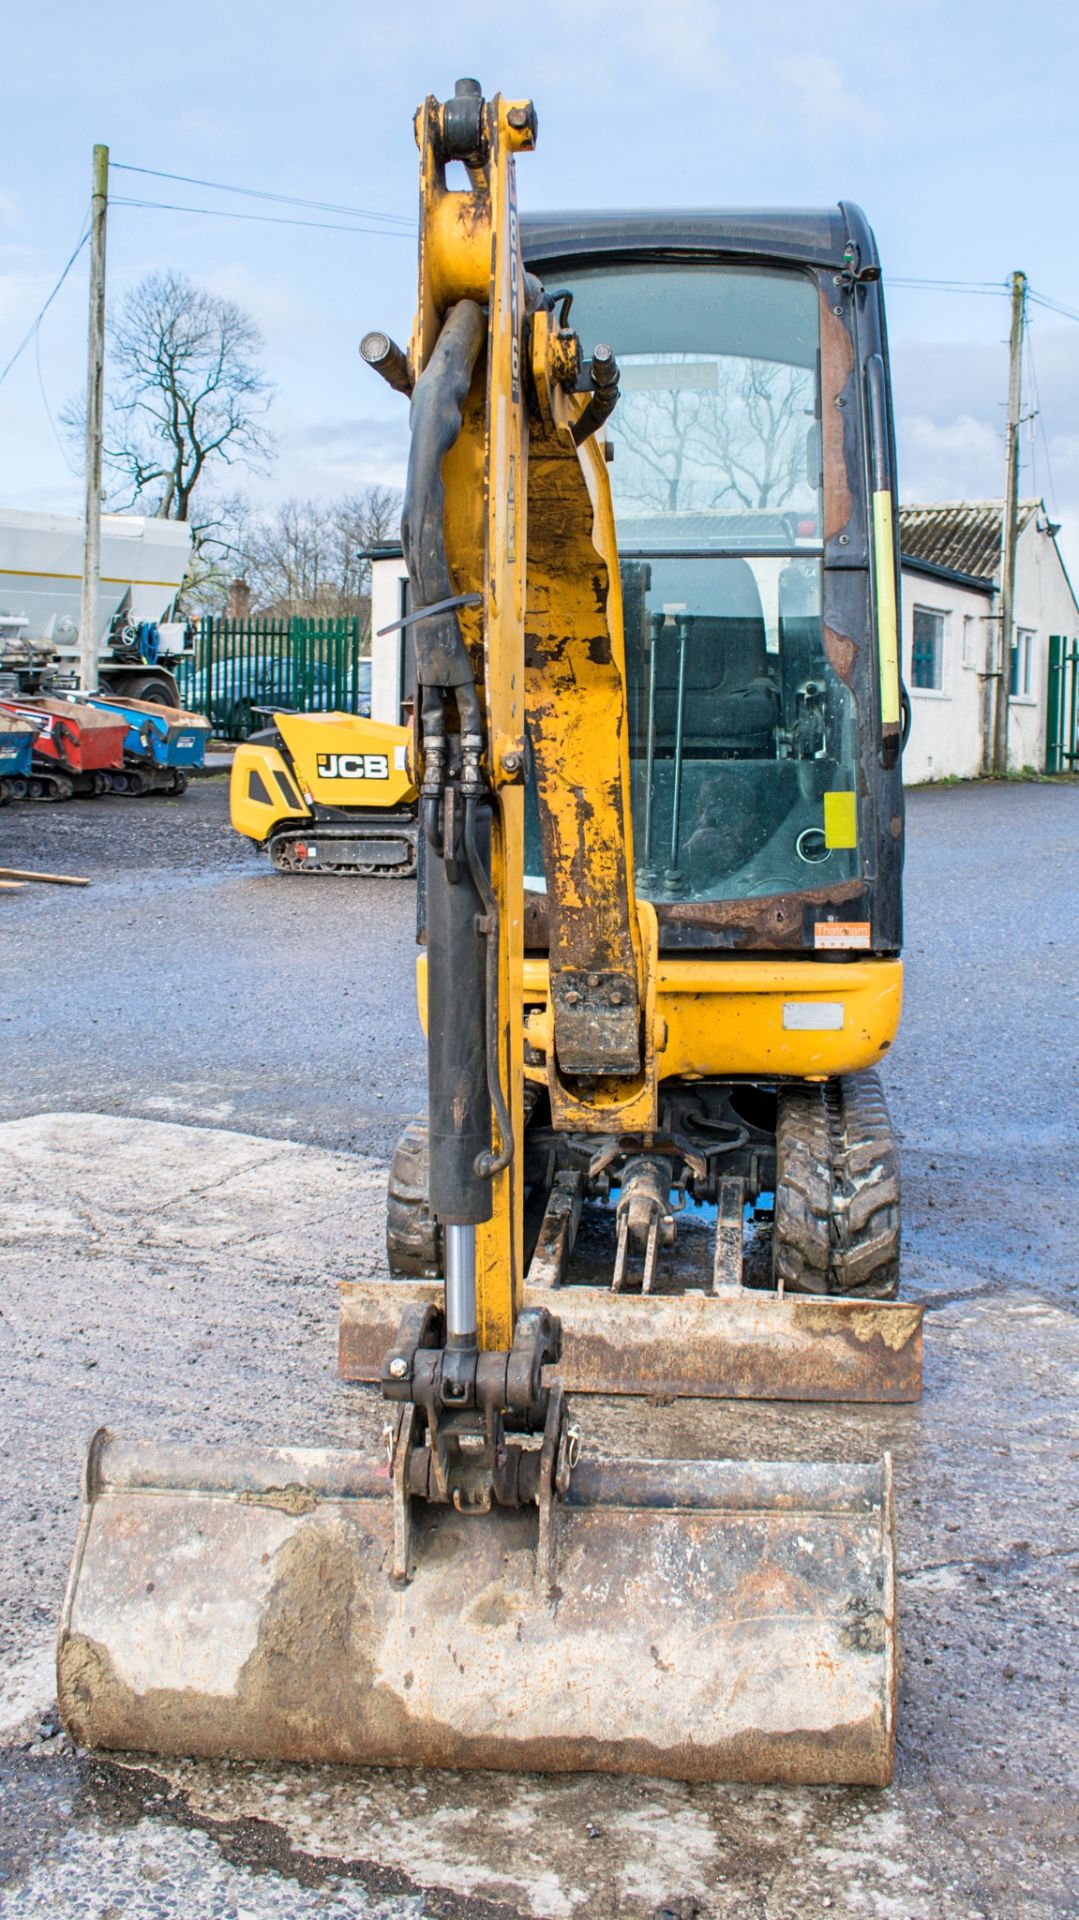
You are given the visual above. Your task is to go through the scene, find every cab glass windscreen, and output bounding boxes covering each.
[569,262,822,549]
[524,261,861,910]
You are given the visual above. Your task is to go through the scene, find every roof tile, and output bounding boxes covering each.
[898,500,1041,582]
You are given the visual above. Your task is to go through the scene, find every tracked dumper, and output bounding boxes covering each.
[59,80,919,1786]
[230,709,418,875]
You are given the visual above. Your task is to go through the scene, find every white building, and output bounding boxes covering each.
[369,500,1079,783]
[370,546,411,728]
[899,500,1078,781]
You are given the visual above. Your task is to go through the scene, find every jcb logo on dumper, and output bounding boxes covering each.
[316,753,389,780]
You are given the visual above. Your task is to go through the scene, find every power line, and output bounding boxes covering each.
[8,181,1079,525]
[887,276,1007,294]
[112,195,413,239]
[1027,288,1079,325]
[110,170,1079,324]
[886,276,1079,322]
[1025,327,1059,516]
[0,222,90,392]
[34,324,79,475]
[112,161,414,230]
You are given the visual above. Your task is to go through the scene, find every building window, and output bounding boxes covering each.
[1010,627,1035,698]
[912,606,946,691]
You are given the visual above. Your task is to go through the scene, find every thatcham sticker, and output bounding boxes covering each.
[814,920,871,950]
[317,754,389,780]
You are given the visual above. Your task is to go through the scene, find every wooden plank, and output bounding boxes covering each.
[0,867,90,887]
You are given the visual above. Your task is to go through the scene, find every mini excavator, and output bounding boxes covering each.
[58,79,921,1786]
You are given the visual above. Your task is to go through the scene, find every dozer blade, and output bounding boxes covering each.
[59,1429,896,1785]
[340,1279,923,1402]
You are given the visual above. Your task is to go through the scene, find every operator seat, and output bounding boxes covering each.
[652,559,779,757]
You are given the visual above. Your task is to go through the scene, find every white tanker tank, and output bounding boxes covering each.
[0,507,192,703]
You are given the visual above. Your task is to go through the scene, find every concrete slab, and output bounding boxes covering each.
[1,1111,1076,1918]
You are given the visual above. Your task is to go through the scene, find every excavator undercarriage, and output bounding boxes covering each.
[59,77,918,1788]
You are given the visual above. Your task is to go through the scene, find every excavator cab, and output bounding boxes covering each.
[59,83,918,1789]
[519,218,903,940]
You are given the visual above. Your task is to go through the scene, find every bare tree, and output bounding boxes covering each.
[327,486,401,623]
[222,485,401,634]
[64,271,275,521]
[176,490,256,612]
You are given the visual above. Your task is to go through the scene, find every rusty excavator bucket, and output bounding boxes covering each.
[58,79,914,1789]
[60,1432,895,1784]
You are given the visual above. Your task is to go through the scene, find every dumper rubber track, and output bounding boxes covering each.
[386,1118,444,1278]
[111,767,190,797]
[773,1070,900,1298]
[26,772,74,801]
[270,829,417,878]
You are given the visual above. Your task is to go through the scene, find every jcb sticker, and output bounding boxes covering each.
[814,920,871,950]
[317,753,389,780]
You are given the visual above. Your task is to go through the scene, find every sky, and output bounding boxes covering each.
[2,0,1078,579]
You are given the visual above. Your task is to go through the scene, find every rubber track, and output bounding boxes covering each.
[386,1118,443,1278]
[773,1070,901,1298]
[271,842,416,878]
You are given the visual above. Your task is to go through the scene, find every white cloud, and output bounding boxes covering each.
[168,109,231,149]
[891,325,1079,577]
[779,54,885,140]
[1045,430,1079,485]
[534,0,732,94]
[0,265,41,329]
[638,0,731,90]
[898,411,1001,501]
[273,411,409,495]
[204,262,320,338]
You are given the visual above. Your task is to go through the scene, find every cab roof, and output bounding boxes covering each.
[522,204,877,275]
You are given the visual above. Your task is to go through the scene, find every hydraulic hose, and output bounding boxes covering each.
[400,300,487,741]
[464,792,514,1179]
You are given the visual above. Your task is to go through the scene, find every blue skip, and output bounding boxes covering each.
[87,696,212,793]
[0,714,36,800]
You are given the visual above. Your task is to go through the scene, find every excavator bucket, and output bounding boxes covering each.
[59,1431,895,1785]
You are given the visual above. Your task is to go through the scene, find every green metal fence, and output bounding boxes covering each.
[1045,635,1079,773]
[175,616,370,740]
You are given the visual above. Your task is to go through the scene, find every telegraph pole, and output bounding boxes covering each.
[79,144,109,695]
[993,269,1026,774]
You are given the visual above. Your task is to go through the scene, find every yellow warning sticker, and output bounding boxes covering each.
[814,920,871,950]
[873,489,901,727]
[823,790,857,848]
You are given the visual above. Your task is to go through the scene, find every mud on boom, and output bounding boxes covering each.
[59,79,920,1787]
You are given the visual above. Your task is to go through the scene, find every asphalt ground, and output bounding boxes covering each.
[0,775,1077,1920]
[0,776,425,1159]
